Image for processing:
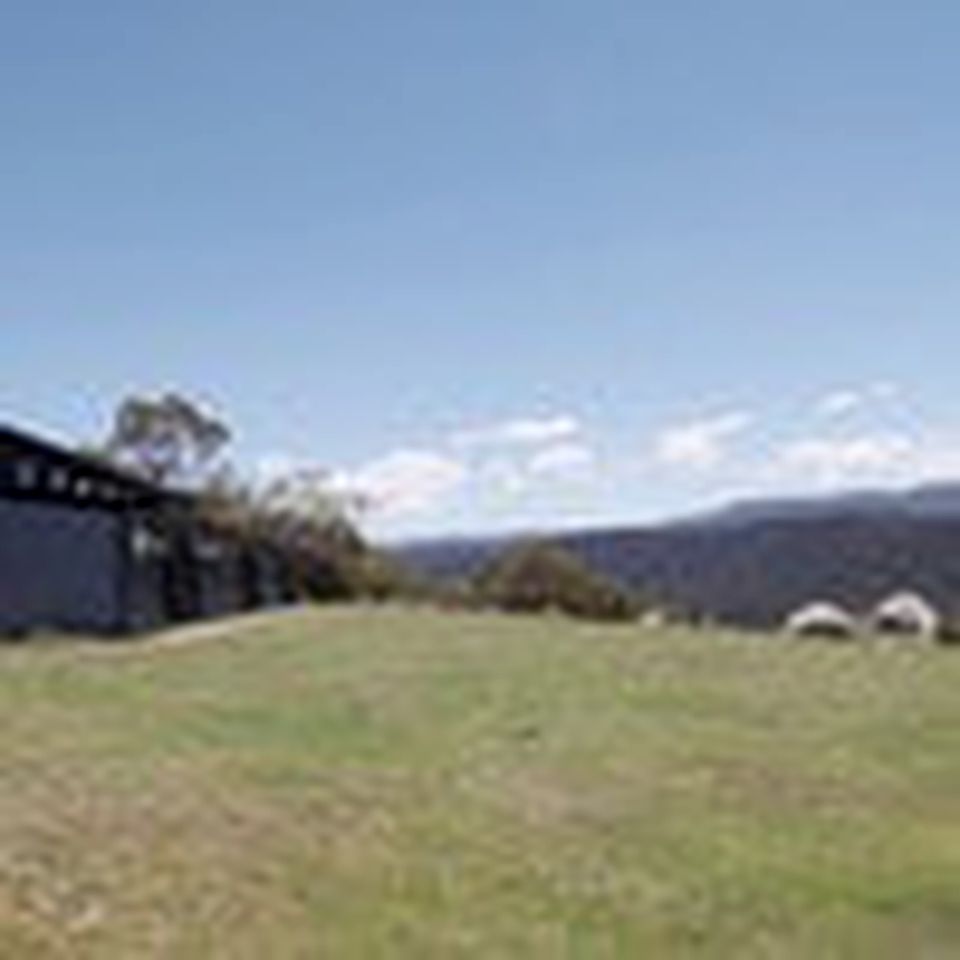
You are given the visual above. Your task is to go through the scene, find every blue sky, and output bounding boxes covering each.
[3,1,960,539]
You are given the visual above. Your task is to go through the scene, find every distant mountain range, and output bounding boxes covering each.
[395,483,960,628]
[690,483,960,528]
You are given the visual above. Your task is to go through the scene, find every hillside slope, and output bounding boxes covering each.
[399,484,960,626]
[0,607,958,957]
[558,513,960,626]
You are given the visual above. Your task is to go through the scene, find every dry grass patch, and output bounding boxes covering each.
[0,606,957,957]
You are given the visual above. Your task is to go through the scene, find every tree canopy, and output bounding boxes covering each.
[103,392,231,488]
[473,541,639,621]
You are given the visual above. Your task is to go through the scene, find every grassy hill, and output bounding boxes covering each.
[0,607,958,958]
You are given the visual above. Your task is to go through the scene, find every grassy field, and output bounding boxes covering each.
[0,606,958,958]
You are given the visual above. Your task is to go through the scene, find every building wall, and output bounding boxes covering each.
[0,497,123,634]
[0,496,297,637]
[196,548,244,619]
[123,553,168,633]
[253,551,296,606]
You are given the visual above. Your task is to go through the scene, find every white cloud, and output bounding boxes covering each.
[251,450,466,521]
[817,390,864,418]
[652,412,753,470]
[775,433,914,486]
[909,442,960,482]
[478,443,598,499]
[526,442,596,480]
[872,381,902,401]
[328,449,467,518]
[451,415,581,450]
[479,459,530,496]
[815,381,904,419]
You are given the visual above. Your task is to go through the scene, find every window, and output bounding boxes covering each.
[49,467,70,493]
[15,460,38,489]
[197,539,226,562]
[131,525,166,558]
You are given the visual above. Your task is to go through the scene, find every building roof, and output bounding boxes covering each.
[0,421,181,510]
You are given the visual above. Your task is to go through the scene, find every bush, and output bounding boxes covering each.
[472,541,639,622]
[336,549,431,603]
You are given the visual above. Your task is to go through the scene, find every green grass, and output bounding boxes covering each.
[0,606,958,958]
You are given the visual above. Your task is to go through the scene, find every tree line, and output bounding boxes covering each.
[93,391,646,620]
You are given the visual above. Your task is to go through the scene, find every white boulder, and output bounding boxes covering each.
[870,592,940,639]
[785,601,858,639]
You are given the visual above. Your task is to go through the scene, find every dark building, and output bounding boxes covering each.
[0,423,298,636]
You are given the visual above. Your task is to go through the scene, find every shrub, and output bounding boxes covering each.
[335,549,431,603]
[472,541,639,622]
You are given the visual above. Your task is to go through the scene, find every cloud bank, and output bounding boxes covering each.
[252,381,960,537]
[652,412,753,470]
[450,415,581,450]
